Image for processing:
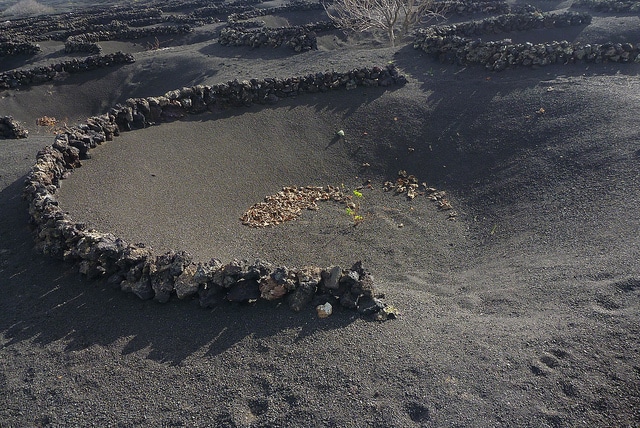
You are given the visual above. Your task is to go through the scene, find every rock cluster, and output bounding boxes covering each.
[572,0,640,13]
[0,116,29,139]
[0,52,135,90]
[23,66,405,318]
[241,186,348,227]
[414,11,640,70]
[219,21,336,51]
[384,170,456,216]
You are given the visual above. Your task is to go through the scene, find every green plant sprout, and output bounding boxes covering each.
[346,189,365,225]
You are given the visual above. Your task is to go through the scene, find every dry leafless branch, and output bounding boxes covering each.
[324,0,447,47]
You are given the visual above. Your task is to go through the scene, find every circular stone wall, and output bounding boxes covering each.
[55,85,465,273]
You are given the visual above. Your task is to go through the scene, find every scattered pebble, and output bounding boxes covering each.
[316,302,333,318]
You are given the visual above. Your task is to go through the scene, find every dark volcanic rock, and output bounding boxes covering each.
[227,279,261,302]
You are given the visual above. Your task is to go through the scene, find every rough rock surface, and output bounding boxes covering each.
[0,116,29,139]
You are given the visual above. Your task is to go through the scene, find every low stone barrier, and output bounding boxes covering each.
[64,25,193,47]
[65,34,102,54]
[0,52,135,90]
[414,11,592,41]
[23,65,406,319]
[0,116,28,139]
[85,7,164,26]
[112,65,406,131]
[413,10,639,70]
[0,39,41,56]
[219,21,336,51]
[425,38,639,70]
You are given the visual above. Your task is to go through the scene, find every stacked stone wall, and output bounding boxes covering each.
[85,7,164,26]
[219,21,336,51]
[414,11,639,70]
[0,39,41,56]
[0,116,28,139]
[22,65,406,319]
[0,52,135,90]
[415,11,592,40]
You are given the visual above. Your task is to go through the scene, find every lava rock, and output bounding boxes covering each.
[287,281,317,311]
[121,277,154,300]
[175,263,199,299]
[226,279,260,302]
[321,266,342,291]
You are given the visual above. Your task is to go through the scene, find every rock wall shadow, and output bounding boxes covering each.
[179,82,397,135]
[390,44,640,213]
[0,177,356,366]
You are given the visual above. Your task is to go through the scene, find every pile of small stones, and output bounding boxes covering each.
[414,10,640,70]
[23,65,406,318]
[0,52,135,90]
[241,186,348,227]
[241,174,458,228]
[0,116,29,139]
[383,170,456,217]
[572,0,640,13]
